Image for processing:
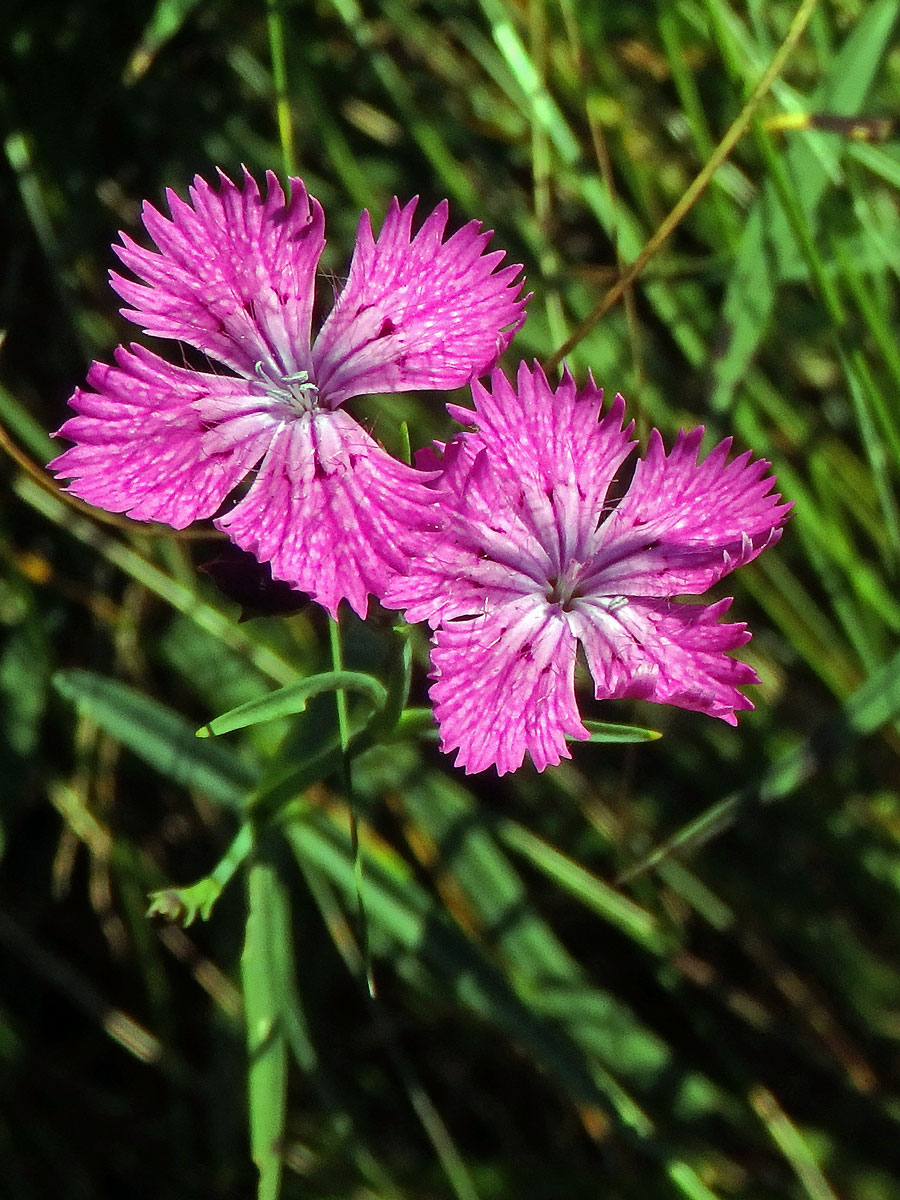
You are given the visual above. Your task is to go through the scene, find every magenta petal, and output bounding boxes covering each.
[216,408,440,619]
[429,597,589,776]
[383,445,551,627]
[385,363,787,770]
[112,170,325,377]
[385,365,636,624]
[311,199,527,405]
[585,427,792,596]
[448,364,637,564]
[570,596,757,724]
[50,345,271,528]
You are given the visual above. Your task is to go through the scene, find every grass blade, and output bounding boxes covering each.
[53,669,256,808]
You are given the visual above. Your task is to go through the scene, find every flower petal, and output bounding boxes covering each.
[312,198,527,405]
[216,408,440,619]
[112,170,325,377]
[50,345,271,528]
[583,427,792,597]
[383,443,549,627]
[385,365,637,626]
[429,597,588,775]
[570,595,757,724]
[448,363,636,566]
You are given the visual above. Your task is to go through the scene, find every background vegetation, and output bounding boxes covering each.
[2,0,900,1197]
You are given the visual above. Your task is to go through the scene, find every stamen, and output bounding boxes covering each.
[253,361,320,414]
[545,562,589,610]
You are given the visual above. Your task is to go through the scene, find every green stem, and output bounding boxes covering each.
[266,0,297,176]
[329,617,374,996]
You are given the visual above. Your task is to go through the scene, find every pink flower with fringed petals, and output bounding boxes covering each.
[51,169,527,618]
[384,363,791,776]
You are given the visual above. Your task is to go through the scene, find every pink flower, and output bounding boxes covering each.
[51,170,526,617]
[384,363,791,775]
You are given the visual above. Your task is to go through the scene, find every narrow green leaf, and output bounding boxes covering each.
[816,0,899,113]
[286,808,616,1106]
[392,707,436,738]
[666,1161,722,1200]
[288,793,725,1182]
[477,0,580,164]
[709,201,778,414]
[17,476,297,687]
[242,858,288,1200]
[397,775,687,1103]
[328,0,480,211]
[496,820,667,953]
[197,670,387,738]
[848,141,900,191]
[582,720,662,744]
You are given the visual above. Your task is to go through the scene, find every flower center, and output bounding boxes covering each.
[254,362,320,415]
[545,563,584,610]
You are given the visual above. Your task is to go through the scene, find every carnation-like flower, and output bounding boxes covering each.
[384,363,791,775]
[51,170,526,617]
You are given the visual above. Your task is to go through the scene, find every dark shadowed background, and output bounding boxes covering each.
[2,1,900,1197]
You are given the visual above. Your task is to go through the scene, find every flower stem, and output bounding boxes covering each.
[329,616,375,997]
[266,0,297,176]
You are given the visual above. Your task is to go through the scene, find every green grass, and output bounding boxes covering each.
[2,1,900,1197]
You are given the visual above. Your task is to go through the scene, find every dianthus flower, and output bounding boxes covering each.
[51,170,526,617]
[384,363,791,775]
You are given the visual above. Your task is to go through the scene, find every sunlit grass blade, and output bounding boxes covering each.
[0,381,56,463]
[287,805,625,1100]
[328,0,479,211]
[709,203,777,416]
[707,0,897,413]
[16,476,298,685]
[496,819,667,953]
[123,0,205,84]
[749,1086,840,1200]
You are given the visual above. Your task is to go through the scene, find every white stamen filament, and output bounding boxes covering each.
[253,361,320,414]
